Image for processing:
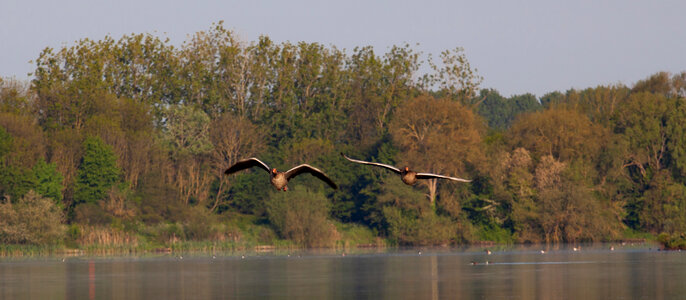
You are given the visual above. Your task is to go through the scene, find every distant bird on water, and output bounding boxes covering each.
[224,158,338,191]
[341,153,472,185]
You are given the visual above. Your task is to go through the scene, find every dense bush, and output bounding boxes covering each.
[0,191,64,244]
[267,188,334,247]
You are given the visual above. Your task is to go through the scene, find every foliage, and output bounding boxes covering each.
[266,188,334,247]
[32,158,64,205]
[390,95,483,204]
[477,89,541,130]
[73,136,122,205]
[657,232,686,250]
[0,191,64,245]
[1,25,685,248]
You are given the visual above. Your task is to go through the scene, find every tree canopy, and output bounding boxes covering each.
[1,22,685,247]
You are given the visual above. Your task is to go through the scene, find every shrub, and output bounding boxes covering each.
[0,191,64,245]
[383,206,456,245]
[267,188,334,247]
[182,206,217,241]
[73,203,112,225]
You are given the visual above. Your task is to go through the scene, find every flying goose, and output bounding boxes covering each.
[225,158,338,191]
[341,153,471,185]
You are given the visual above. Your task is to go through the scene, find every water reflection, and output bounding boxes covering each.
[1,244,685,299]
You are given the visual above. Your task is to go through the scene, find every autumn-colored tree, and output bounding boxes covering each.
[390,95,483,206]
[534,156,616,243]
[509,107,607,163]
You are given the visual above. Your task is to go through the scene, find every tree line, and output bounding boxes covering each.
[1,22,686,247]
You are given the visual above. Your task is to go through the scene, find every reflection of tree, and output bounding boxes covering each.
[430,255,438,300]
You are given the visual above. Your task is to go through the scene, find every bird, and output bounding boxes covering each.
[341,153,471,186]
[225,158,337,191]
[485,249,492,255]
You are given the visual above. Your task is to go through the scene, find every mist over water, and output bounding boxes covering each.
[2,244,684,299]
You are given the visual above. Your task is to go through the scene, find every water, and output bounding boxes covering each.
[1,244,685,299]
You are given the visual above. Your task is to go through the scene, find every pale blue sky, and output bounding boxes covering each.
[1,0,685,97]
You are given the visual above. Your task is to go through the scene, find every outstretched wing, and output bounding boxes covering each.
[224,158,271,175]
[284,164,338,189]
[341,153,401,174]
[416,172,472,182]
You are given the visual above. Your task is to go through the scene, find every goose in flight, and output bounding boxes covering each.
[225,158,338,191]
[341,153,471,185]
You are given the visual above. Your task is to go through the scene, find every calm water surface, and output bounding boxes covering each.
[1,244,684,299]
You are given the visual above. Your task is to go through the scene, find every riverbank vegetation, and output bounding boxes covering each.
[1,22,685,254]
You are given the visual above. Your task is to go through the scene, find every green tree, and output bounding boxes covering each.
[638,171,686,233]
[477,89,541,130]
[73,136,121,205]
[0,126,37,203]
[32,158,64,205]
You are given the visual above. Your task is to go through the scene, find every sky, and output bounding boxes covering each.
[1,0,685,97]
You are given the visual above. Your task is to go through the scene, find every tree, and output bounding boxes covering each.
[423,47,483,105]
[390,95,483,205]
[0,112,46,169]
[0,77,34,115]
[73,137,121,205]
[638,170,686,234]
[208,114,264,211]
[534,156,619,243]
[612,92,670,181]
[163,105,213,205]
[0,125,37,203]
[32,158,64,205]
[477,89,541,130]
[509,107,606,163]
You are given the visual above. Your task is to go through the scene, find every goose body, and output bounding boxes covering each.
[341,153,471,185]
[225,158,338,191]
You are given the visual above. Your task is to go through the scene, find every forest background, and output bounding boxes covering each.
[2,22,686,252]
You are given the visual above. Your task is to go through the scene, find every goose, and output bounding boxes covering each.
[225,158,338,191]
[341,153,471,185]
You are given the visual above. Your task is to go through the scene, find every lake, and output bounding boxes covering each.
[1,244,684,299]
